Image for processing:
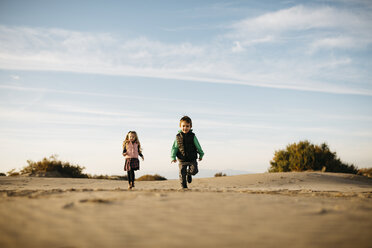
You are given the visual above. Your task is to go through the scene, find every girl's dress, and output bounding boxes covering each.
[123,142,142,171]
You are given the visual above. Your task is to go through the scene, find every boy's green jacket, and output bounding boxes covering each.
[171,130,204,161]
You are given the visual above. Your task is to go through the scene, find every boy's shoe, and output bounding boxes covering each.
[181,182,188,189]
[187,174,192,183]
[128,184,132,190]
[131,182,135,188]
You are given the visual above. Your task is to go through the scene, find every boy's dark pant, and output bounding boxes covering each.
[179,161,198,188]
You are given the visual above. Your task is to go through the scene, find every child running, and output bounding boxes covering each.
[171,116,204,189]
[122,131,144,189]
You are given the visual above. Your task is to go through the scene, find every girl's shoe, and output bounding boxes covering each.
[128,184,132,190]
[131,182,135,188]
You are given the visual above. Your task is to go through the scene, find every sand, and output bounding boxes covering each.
[0,172,371,248]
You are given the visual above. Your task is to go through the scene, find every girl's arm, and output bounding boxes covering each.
[138,143,144,160]
[139,152,144,160]
[122,145,127,156]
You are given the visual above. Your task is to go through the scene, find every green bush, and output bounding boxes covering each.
[269,140,357,174]
[20,155,88,178]
[137,174,167,181]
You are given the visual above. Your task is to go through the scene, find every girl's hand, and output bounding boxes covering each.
[141,156,144,161]
[171,160,177,163]
[123,153,127,156]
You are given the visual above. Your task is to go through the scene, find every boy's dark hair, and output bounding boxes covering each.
[180,116,192,127]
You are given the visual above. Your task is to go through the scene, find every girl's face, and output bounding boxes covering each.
[180,121,191,134]
[128,133,136,142]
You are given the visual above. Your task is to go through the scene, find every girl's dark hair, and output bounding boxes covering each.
[180,116,192,127]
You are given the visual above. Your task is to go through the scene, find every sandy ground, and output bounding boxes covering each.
[0,172,371,248]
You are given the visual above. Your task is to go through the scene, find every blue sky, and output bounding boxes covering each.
[0,0,371,178]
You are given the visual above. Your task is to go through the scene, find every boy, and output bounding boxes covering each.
[171,116,204,189]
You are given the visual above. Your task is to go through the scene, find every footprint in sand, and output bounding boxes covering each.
[63,202,75,209]
[79,198,113,204]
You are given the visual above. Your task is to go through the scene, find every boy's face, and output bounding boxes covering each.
[180,121,191,134]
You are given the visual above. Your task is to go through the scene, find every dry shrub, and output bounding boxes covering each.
[214,172,226,177]
[357,168,372,178]
[7,169,20,176]
[89,175,128,180]
[20,155,88,178]
[137,174,167,181]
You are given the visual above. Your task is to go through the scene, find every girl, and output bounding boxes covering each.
[122,131,144,189]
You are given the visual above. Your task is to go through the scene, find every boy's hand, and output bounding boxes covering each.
[199,158,203,161]
[141,156,144,161]
[123,153,127,156]
[171,160,177,163]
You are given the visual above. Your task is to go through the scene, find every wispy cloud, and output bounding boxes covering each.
[0,84,215,105]
[0,104,175,129]
[0,3,371,96]
[310,37,361,52]
[3,103,365,138]
[10,75,20,80]
[232,6,343,32]
[229,5,372,48]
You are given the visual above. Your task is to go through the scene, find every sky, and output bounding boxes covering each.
[0,0,371,179]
